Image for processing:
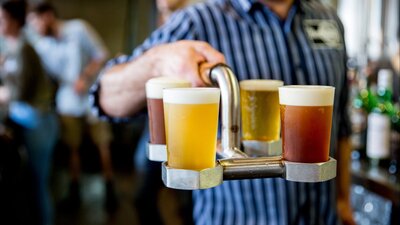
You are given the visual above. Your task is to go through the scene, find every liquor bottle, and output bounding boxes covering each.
[366,69,394,168]
[350,68,368,160]
[351,63,378,160]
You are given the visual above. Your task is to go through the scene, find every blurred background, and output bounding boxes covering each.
[0,0,399,225]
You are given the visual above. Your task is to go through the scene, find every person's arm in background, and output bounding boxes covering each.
[0,44,42,108]
[74,59,105,94]
[16,44,37,103]
[99,40,225,118]
[0,56,10,106]
[74,20,109,95]
[0,86,10,106]
[0,44,35,105]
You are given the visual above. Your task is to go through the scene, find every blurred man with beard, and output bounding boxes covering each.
[30,2,118,213]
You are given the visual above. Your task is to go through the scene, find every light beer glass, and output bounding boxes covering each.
[279,86,335,163]
[146,77,191,144]
[163,88,220,170]
[240,79,283,141]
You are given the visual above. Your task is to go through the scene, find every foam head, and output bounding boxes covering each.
[279,85,335,106]
[163,88,220,104]
[146,77,191,99]
[240,79,284,91]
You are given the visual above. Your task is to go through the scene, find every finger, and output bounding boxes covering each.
[179,55,206,87]
[192,41,226,64]
[198,61,214,86]
[190,48,207,64]
[187,60,207,87]
[182,49,207,87]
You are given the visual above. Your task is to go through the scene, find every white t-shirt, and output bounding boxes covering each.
[34,19,108,116]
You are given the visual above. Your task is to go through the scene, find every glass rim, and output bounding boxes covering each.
[240,79,284,90]
[163,87,220,92]
[163,87,220,104]
[279,85,335,90]
[146,78,191,99]
[146,77,191,84]
[279,85,335,106]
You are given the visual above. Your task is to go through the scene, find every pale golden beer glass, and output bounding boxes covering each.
[279,86,335,163]
[240,80,283,141]
[163,88,220,170]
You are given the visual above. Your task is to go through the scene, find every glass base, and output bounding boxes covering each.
[284,157,337,182]
[242,139,282,157]
[161,162,223,190]
[146,143,167,162]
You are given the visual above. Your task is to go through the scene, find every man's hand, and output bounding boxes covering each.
[99,40,225,117]
[144,40,225,86]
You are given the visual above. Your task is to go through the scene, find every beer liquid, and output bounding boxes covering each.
[241,90,280,141]
[164,103,219,170]
[147,98,166,144]
[280,105,333,163]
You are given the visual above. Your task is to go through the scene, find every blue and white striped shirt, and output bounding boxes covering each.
[90,0,351,224]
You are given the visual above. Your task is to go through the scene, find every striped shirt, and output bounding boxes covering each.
[89,0,351,224]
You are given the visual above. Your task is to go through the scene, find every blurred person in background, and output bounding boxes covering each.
[29,2,118,213]
[0,1,58,224]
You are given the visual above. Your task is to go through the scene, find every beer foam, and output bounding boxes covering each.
[163,88,220,104]
[240,79,284,91]
[279,85,335,106]
[146,77,191,99]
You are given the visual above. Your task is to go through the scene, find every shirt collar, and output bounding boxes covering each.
[235,0,300,14]
[234,0,257,12]
[283,3,298,33]
[234,0,299,32]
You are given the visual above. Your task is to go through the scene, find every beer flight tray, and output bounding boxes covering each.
[147,64,337,190]
[162,157,337,190]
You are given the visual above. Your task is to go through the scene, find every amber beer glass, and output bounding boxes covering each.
[240,80,284,141]
[163,88,220,170]
[146,77,191,144]
[279,86,335,163]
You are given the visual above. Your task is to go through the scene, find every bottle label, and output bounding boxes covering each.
[367,113,391,159]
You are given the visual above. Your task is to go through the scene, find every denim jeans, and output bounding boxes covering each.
[23,111,58,225]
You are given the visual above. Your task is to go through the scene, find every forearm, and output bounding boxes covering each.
[81,59,105,81]
[99,51,157,118]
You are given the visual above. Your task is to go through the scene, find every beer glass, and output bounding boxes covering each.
[279,86,335,163]
[163,88,220,170]
[146,77,191,144]
[240,79,283,142]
